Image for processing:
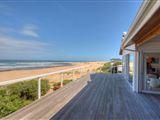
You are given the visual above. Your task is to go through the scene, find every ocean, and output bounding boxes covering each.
[0,60,73,71]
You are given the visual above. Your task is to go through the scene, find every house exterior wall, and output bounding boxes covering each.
[120,0,160,94]
[137,36,160,93]
[122,36,160,93]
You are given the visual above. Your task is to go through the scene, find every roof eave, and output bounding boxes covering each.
[120,0,160,52]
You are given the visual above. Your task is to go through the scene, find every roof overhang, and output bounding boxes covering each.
[120,0,160,55]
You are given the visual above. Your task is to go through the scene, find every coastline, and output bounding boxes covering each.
[0,62,104,83]
[0,61,73,72]
[0,64,73,72]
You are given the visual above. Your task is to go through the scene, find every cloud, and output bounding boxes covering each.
[0,35,52,59]
[0,27,14,33]
[0,24,39,38]
[21,24,39,38]
[0,24,56,60]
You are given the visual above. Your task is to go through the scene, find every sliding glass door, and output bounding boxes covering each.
[143,53,160,92]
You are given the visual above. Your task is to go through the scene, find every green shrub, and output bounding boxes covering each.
[96,61,122,74]
[63,79,72,85]
[52,79,72,90]
[0,94,31,118]
[41,80,50,96]
[113,61,122,66]
[52,82,61,90]
[0,79,50,118]
[101,62,112,73]
[7,79,50,100]
[96,62,112,73]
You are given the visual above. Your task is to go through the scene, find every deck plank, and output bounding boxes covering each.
[52,74,160,120]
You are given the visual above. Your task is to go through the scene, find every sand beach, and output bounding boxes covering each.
[0,62,104,83]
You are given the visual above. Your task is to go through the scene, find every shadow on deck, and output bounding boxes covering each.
[51,74,160,120]
[3,74,160,120]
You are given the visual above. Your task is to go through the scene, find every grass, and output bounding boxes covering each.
[0,79,50,118]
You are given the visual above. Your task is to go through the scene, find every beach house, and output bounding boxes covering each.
[2,1,160,119]
[120,0,160,94]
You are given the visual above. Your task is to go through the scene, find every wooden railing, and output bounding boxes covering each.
[0,65,91,99]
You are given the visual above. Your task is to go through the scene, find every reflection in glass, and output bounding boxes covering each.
[145,55,160,91]
[129,54,134,85]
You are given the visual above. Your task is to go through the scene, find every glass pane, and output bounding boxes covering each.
[145,55,160,91]
[129,54,134,85]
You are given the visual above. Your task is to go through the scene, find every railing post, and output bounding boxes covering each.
[38,78,41,99]
[72,70,75,80]
[60,73,64,87]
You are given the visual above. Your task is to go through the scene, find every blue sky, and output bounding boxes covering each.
[0,0,142,61]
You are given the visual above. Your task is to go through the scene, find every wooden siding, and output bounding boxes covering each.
[136,25,160,46]
[134,7,160,46]
[138,35,160,53]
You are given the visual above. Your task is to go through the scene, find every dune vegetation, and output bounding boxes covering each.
[0,79,50,118]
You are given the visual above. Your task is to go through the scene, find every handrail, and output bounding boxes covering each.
[0,65,90,86]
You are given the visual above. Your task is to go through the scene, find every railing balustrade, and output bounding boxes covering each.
[0,65,91,99]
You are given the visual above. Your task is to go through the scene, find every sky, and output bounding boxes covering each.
[0,0,142,61]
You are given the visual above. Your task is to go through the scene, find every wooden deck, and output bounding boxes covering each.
[51,74,160,120]
[4,75,90,120]
[3,74,160,120]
